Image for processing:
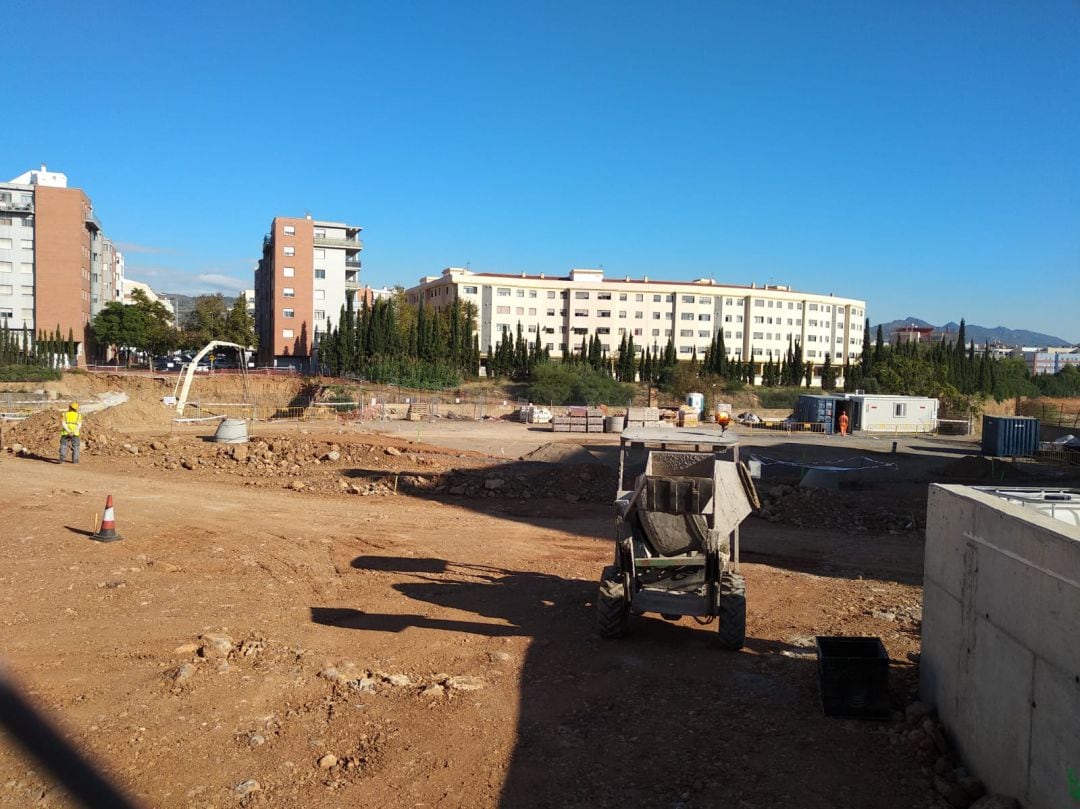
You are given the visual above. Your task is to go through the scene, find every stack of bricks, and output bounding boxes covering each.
[552,406,605,432]
[406,402,429,422]
[625,407,661,429]
[678,407,699,427]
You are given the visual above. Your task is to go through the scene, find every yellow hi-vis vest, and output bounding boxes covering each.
[61,410,82,437]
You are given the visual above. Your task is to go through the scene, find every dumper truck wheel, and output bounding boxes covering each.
[718,572,746,650]
[597,565,629,639]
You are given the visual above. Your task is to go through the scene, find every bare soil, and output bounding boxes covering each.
[2,378,1076,808]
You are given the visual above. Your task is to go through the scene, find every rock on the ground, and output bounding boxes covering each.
[935,776,974,809]
[199,633,234,659]
[484,477,504,490]
[349,677,378,693]
[289,480,305,491]
[421,684,445,698]
[445,675,485,691]
[233,779,261,797]
[902,695,937,721]
[171,663,197,685]
[384,446,402,456]
[318,753,338,770]
[383,673,412,687]
[323,450,341,462]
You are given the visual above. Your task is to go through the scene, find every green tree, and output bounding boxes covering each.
[223,295,257,347]
[183,293,228,347]
[92,302,147,363]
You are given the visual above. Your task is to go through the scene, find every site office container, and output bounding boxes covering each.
[981,415,1039,457]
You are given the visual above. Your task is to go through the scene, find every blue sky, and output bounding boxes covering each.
[5,1,1078,340]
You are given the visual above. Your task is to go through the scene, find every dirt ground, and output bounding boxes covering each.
[1,381,1077,809]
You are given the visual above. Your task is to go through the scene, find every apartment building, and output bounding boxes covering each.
[122,279,178,326]
[0,166,124,363]
[242,289,255,318]
[254,215,363,368]
[406,267,866,383]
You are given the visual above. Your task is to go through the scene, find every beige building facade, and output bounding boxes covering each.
[406,267,866,384]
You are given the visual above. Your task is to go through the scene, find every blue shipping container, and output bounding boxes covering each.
[981,416,1039,457]
[795,395,838,432]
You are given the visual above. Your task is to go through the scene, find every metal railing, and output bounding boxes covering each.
[0,199,33,213]
[313,235,363,250]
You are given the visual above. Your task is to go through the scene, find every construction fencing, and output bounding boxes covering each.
[1019,400,1080,429]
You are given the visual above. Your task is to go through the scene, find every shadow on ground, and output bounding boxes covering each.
[312,554,922,809]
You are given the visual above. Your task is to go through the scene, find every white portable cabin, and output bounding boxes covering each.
[846,394,938,434]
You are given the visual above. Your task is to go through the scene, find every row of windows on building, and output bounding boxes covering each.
[281,309,327,321]
[280,267,329,279]
[0,262,33,273]
[280,288,328,300]
[0,238,34,250]
[0,283,35,296]
[281,224,336,240]
[0,216,34,227]
[450,284,864,319]
[509,338,856,360]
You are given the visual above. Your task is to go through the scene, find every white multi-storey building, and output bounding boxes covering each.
[406,267,866,384]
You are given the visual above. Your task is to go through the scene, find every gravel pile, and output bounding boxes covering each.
[757,484,921,533]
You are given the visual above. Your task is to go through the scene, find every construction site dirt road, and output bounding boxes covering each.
[2,386,1075,808]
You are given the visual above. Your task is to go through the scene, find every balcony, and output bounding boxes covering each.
[344,258,361,269]
[85,211,102,232]
[0,198,33,213]
[314,234,363,251]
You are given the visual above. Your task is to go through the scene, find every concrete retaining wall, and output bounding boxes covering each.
[921,484,1080,809]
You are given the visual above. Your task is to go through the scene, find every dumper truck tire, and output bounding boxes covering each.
[597,565,629,639]
[718,572,746,650]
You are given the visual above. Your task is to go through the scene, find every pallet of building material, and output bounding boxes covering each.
[587,425,604,433]
[587,419,604,428]
[567,406,588,418]
[586,407,604,418]
[570,425,587,432]
[407,402,430,421]
[626,407,661,423]
[552,423,570,432]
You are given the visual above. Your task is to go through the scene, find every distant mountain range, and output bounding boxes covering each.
[872,317,1074,348]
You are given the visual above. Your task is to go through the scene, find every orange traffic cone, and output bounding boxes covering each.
[91,495,122,542]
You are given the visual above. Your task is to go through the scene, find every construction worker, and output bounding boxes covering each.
[59,402,82,464]
[838,410,849,437]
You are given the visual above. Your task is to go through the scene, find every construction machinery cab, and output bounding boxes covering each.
[598,427,755,648]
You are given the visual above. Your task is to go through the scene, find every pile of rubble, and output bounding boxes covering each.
[3,422,617,502]
[428,462,615,503]
[756,484,921,533]
[893,701,1019,809]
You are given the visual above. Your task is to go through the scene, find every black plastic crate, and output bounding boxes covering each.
[815,636,890,719]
